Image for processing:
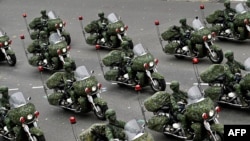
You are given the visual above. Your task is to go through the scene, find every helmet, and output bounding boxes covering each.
[170,80,179,90]
[246,0,250,8]
[41,10,46,15]
[105,109,116,119]
[224,0,230,7]
[224,50,234,58]
[0,86,8,97]
[121,41,129,49]
[64,62,72,71]
[179,18,187,25]
[98,12,104,18]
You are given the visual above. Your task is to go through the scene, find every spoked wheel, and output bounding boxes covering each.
[150,78,166,92]
[94,105,108,120]
[208,50,223,64]
[31,135,46,141]
[63,34,71,45]
[208,132,224,141]
[7,54,16,66]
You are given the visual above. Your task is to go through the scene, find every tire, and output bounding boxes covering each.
[150,78,166,92]
[207,132,224,141]
[31,134,46,141]
[7,54,16,66]
[94,104,108,120]
[208,50,223,64]
[63,35,71,45]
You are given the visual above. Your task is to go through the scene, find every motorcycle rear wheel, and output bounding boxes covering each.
[7,54,16,66]
[150,78,166,92]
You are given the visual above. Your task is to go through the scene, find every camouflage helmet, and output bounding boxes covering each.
[179,18,187,25]
[224,50,234,58]
[170,80,179,90]
[121,41,129,49]
[224,0,230,7]
[105,109,116,119]
[40,9,46,15]
[98,11,105,18]
[0,86,8,97]
[63,62,72,71]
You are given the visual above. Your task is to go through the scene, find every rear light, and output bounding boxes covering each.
[202,113,208,120]
[20,117,25,123]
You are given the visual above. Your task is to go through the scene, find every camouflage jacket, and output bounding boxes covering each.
[172,90,188,104]
[224,8,236,21]
[105,120,126,141]
[225,60,245,75]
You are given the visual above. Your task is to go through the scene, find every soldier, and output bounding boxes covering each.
[96,11,109,43]
[0,86,10,126]
[105,109,127,141]
[224,50,248,107]
[179,18,193,44]
[170,80,188,104]
[40,10,49,25]
[223,0,238,37]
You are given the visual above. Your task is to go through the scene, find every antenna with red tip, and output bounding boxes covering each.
[78,16,87,42]
[192,58,204,95]
[20,34,29,60]
[69,116,79,141]
[22,13,31,36]
[135,84,147,125]
[154,19,164,50]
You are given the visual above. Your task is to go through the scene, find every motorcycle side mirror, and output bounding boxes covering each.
[90,70,94,74]
[27,97,31,101]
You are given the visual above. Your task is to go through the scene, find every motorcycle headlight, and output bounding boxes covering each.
[208,34,212,39]
[92,86,97,92]
[149,61,154,67]
[209,110,214,117]
[59,23,63,27]
[4,41,8,46]
[120,27,124,32]
[27,114,33,120]
[62,48,67,53]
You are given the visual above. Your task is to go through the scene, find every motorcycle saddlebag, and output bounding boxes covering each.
[240,73,250,90]
[84,21,99,33]
[164,42,179,54]
[161,26,180,41]
[144,91,171,112]
[46,72,64,89]
[79,123,106,141]
[206,10,224,24]
[104,69,119,81]
[107,20,125,35]
[27,40,39,53]
[47,18,63,31]
[102,50,122,66]
[204,86,222,102]
[30,31,39,40]
[86,34,98,45]
[28,55,41,66]
[48,41,68,57]
[200,64,225,83]
[147,115,169,132]
[47,92,63,105]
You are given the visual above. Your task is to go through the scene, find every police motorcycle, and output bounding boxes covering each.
[144,85,224,141]
[79,12,133,49]
[204,3,250,41]
[40,65,108,120]
[0,92,46,141]
[22,10,71,45]
[199,57,250,109]
[0,29,16,66]
[97,43,166,92]
[155,17,223,64]
[20,33,76,71]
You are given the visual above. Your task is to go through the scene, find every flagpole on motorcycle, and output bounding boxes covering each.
[69,116,79,141]
[22,13,31,37]
[154,20,164,51]
[200,4,207,27]
[38,66,49,99]
[135,85,148,126]
[192,58,204,96]
[95,45,105,76]
[19,34,30,62]
[78,16,87,42]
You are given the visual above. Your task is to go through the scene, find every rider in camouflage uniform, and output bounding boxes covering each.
[0,86,10,127]
[105,109,126,141]
[223,0,238,37]
[179,18,193,46]
[97,11,109,43]
[224,50,248,107]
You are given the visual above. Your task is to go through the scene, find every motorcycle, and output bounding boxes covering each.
[199,57,250,108]
[78,119,154,141]
[98,43,166,92]
[154,17,224,64]
[79,12,133,49]
[0,28,16,66]
[0,92,46,141]
[40,65,108,120]
[20,32,76,71]
[204,3,250,41]
[144,85,224,141]
[22,10,71,45]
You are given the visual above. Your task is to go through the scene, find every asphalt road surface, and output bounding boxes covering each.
[1,0,250,141]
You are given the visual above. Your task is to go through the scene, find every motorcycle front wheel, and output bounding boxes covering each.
[94,104,108,120]
[150,78,166,92]
[63,34,71,45]
[31,134,46,141]
[208,50,223,64]
[7,54,16,66]
[207,132,224,141]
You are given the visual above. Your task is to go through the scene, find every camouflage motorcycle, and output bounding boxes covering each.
[99,43,166,92]
[42,65,108,120]
[23,10,71,45]
[144,86,224,141]
[0,92,46,141]
[20,33,76,71]
[78,119,154,141]
[0,29,16,66]
[205,3,250,41]
[199,57,250,109]
[79,13,133,49]
[155,17,223,64]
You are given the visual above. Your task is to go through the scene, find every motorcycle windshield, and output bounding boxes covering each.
[244,57,250,71]
[133,43,147,56]
[74,65,91,81]
[235,3,247,14]
[124,119,145,140]
[49,33,63,44]
[187,85,204,105]
[9,92,27,109]
[192,17,204,30]
[0,29,5,37]
[47,10,58,19]
[107,13,120,23]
